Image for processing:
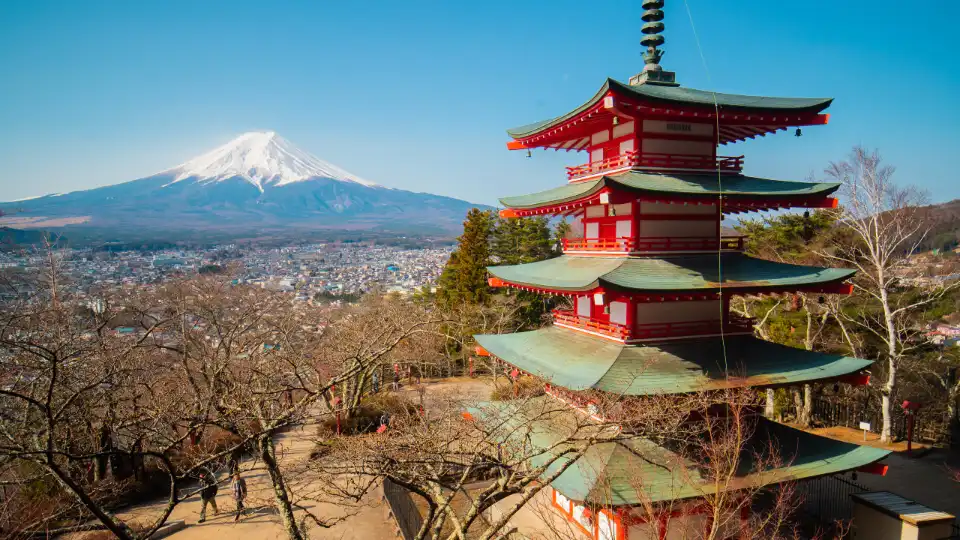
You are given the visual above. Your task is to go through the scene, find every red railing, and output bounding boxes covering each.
[566,151,744,180]
[632,236,744,252]
[632,315,754,340]
[562,236,743,253]
[561,237,635,252]
[553,310,754,341]
[552,310,631,340]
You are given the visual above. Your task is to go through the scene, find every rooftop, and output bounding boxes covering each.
[475,327,872,395]
[500,171,839,212]
[487,253,854,294]
[507,78,832,144]
[470,397,889,506]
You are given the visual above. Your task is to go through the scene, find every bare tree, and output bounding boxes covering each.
[821,146,947,442]
[145,278,445,540]
[0,247,216,539]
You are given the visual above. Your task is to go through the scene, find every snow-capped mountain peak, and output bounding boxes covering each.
[163,131,378,190]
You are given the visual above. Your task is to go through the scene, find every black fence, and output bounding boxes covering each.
[812,397,948,445]
[796,474,869,529]
[383,478,424,540]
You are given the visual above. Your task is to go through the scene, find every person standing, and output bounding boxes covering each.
[372,370,380,393]
[198,470,219,523]
[392,369,400,391]
[232,471,248,522]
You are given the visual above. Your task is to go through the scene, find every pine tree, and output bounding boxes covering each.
[437,209,494,305]
[492,216,553,265]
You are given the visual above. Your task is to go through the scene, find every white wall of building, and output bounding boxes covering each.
[635,300,721,325]
[637,220,716,238]
[642,138,714,156]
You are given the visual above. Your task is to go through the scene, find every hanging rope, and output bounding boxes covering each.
[681,0,729,375]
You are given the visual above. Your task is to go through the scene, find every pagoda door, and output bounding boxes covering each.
[599,222,616,241]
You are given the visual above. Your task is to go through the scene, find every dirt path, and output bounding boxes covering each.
[112,420,393,540]
[100,377,495,539]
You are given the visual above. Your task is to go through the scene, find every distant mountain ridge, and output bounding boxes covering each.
[0,132,487,240]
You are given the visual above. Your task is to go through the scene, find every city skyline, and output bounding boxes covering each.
[1,0,958,205]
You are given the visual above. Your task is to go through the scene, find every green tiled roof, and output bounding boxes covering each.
[475,327,872,395]
[507,79,832,139]
[472,397,889,506]
[499,172,840,210]
[487,254,854,293]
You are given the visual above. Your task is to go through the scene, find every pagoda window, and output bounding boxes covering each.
[597,510,619,540]
[612,120,635,140]
[611,203,632,216]
[576,295,592,317]
[553,489,572,514]
[573,503,593,532]
[609,301,628,326]
[591,130,611,146]
[585,205,606,218]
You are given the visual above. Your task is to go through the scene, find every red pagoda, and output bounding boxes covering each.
[471,2,890,539]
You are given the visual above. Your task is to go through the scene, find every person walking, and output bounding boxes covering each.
[197,470,219,523]
[232,470,248,522]
[392,369,400,391]
[372,370,380,393]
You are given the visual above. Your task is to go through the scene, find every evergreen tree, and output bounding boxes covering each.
[437,209,494,305]
[553,218,571,254]
[491,216,552,265]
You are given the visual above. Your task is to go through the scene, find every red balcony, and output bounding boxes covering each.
[632,236,744,252]
[566,151,744,181]
[561,237,635,252]
[552,310,631,341]
[562,236,743,253]
[552,310,755,341]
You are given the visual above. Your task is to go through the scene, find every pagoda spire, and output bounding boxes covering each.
[630,0,678,86]
[641,0,665,72]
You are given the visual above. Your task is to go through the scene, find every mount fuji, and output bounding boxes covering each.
[0,132,486,241]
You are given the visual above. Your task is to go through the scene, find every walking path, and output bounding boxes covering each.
[109,420,393,540]
[81,377,495,540]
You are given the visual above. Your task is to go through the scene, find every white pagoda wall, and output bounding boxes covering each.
[635,300,720,325]
[641,120,715,157]
[636,201,718,239]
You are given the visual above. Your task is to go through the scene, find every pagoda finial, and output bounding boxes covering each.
[641,0,665,72]
[630,0,678,86]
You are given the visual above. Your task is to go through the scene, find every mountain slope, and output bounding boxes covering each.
[0,132,486,238]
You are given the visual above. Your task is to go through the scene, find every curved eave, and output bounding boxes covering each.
[499,173,840,213]
[475,328,873,396]
[469,398,890,506]
[506,78,833,142]
[487,254,856,295]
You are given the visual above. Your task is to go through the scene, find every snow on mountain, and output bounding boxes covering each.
[0,130,487,240]
[162,131,379,191]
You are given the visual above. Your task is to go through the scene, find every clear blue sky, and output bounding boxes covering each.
[1,0,957,205]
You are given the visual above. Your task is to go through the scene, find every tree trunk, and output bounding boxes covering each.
[259,435,305,540]
[880,286,898,443]
[799,384,813,427]
[47,461,134,540]
[791,388,803,421]
[765,389,775,418]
